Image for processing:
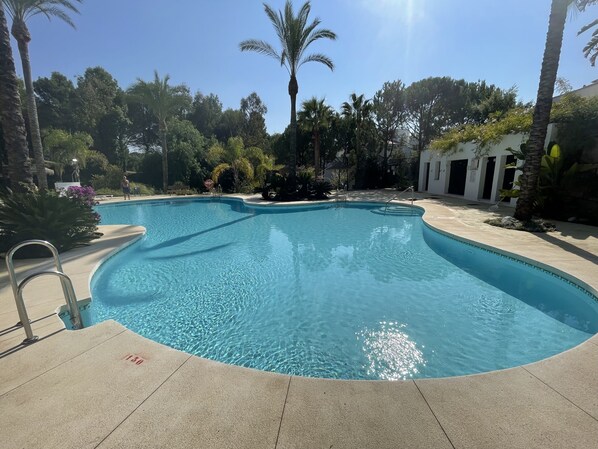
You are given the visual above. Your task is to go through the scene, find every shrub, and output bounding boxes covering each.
[0,189,102,258]
[65,186,98,207]
[310,179,333,199]
[91,164,123,190]
[261,171,302,201]
[95,183,155,196]
[169,181,196,195]
[261,171,334,202]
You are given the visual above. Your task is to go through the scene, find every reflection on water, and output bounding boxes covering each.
[358,321,425,380]
[90,198,598,380]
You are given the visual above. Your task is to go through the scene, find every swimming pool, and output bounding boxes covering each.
[83,198,598,380]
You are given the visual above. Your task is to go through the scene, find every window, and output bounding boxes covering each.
[434,161,441,180]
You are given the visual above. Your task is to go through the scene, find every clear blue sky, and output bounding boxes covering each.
[9,0,598,134]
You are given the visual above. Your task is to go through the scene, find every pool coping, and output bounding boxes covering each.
[2,191,598,448]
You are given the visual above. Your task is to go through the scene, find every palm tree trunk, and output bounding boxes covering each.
[12,20,47,190]
[514,0,568,221]
[383,136,389,184]
[160,126,169,193]
[0,4,32,191]
[288,75,298,178]
[314,129,320,177]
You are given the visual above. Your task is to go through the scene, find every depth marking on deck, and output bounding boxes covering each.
[123,353,146,365]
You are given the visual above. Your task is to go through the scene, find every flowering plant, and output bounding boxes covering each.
[65,186,98,207]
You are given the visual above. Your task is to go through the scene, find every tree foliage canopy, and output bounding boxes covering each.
[430,108,533,155]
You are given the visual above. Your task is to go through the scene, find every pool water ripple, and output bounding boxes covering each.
[84,199,598,380]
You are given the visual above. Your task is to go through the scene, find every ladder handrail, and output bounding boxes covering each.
[18,271,83,332]
[385,186,414,213]
[5,240,84,344]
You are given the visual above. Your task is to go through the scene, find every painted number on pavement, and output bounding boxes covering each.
[123,353,145,365]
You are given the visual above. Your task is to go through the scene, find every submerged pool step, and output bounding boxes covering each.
[371,207,419,216]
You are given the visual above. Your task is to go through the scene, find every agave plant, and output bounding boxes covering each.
[0,188,101,258]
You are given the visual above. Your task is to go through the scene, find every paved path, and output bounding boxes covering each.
[1,192,598,449]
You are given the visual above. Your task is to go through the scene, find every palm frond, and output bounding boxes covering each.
[579,18,598,34]
[299,53,334,70]
[33,6,75,27]
[582,33,598,65]
[576,0,598,12]
[7,0,81,27]
[578,16,598,66]
[239,39,281,60]
[263,3,287,50]
[303,27,336,50]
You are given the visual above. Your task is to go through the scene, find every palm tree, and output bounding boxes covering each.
[577,0,598,65]
[342,93,373,188]
[514,0,571,221]
[3,0,81,190]
[240,0,336,178]
[128,71,191,193]
[0,2,32,190]
[298,97,332,177]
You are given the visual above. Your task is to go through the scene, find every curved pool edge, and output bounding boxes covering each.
[4,193,598,448]
[84,194,598,381]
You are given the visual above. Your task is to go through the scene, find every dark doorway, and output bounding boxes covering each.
[482,157,496,200]
[424,162,430,191]
[501,155,517,201]
[448,159,468,195]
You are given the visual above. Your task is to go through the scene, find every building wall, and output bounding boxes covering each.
[419,134,529,205]
[553,79,598,102]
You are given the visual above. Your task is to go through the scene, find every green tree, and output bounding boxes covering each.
[240,92,268,149]
[43,128,92,180]
[405,77,462,156]
[240,0,336,178]
[214,108,245,141]
[189,92,222,137]
[212,136,254,192]
[342,93,373,188]
[126,99,159,153]
[96,94,131,169]
[464,81,518,124]
[79,149,107,184]
[298,97,332,177]
[244,145,276,186]
[373,80,407,181]
[128,71,192,192]
[515,0,570,220]
[0,2,32,190]
[74,66,119,138]
[33,71,77,130]
[551,93,598,165]
[166,117,207,187]
[3,0,81,189]
[578,1,598,65]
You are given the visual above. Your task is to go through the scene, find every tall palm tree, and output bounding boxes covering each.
[514,0,570,221]
[3,0,81,190]
[0,2,32,190]
[298,97,332,177]
[128,71,191,193]
[342,93,373,188]
[240,0,336,178]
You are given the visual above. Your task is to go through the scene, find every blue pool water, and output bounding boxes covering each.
[85,198,598,380]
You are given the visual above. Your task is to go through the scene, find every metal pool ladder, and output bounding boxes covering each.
[384,186,415,214]
[6,240,84,344]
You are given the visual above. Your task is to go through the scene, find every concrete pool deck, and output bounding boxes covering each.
[1,190,598,449]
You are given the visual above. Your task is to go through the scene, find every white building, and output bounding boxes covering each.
[418,80,598,206]
[418,133,530,206]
